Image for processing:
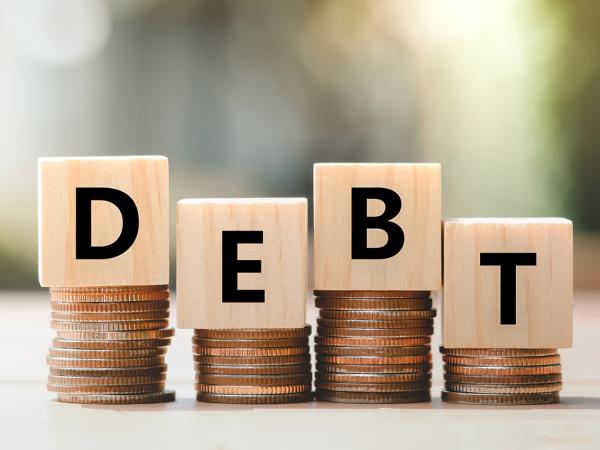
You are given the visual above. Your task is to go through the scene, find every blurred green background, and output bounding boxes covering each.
[0,0,598,290]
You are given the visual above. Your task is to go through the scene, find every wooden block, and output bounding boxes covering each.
[313,163,441,291]
[38,156,169,287]
[442,218,573,348]
[176,198,307,329]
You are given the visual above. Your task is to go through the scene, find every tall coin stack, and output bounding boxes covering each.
[47,285,176,404]
[441,347,562,405]
[193,326,313,404]
[314,291,435,404]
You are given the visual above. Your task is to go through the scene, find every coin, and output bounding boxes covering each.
[443,355,561,367]
[196,392,313,404]
[51,311,170,322]
[444,364,562,376]
[193,326,311,339]
[51,285,168,293]
[319,310,437,320]
[195,384,312,395]
[47,356,165,368]
[195,373,312,386]
[192,337,309,348]
[316,354,431,365]
[48,347,167,359]
[56,390,176,405]
[441,390,559,405]
[315,345,430,357]
[444,382,563,394]
[314,336,431,347]
[51,320,169,332]
[192,346,308,357]
[439,347,557,357]
[51,301,170,313]
[316,362,432,374]
[52,338,172,350]
[50,290,170,303]
[193,354,311,366]
[56,328,175,341]
[317,326,433,338]
[316,372,431,384]
[314,290,430,299]
[49,365,167,377]
[316,380,431,393]
[443,373,562,385]
[194,363,311,376]
[48,374,167,386]
[315,297,432,311]
[317,318,434,329]
[48,383,165,394]
[315,390,430,404]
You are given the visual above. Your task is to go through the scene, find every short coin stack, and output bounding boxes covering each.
[314,291,435,403]
[47,285,176,404]
[441,347,562,405]
[193,326,313,404]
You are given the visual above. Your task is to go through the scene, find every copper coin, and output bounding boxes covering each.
[316,372,431,384]
[51,320,169,332]
[48,347,167,359]
[51,311,170,322]
[316,297,432,311]
[195,384,312,395]
[315,390,430,404]
[319,310,437,320]
[56,328,175,341]
[48,383,165,394]
[195,373,312,386]
[51,285,168,294]
[48,374,167,386]
[443,373,562,385]
[317,326,433,338]
[192,337,309,348]
[47,356,165,368]
[315,345,430,357]
[51,301,170,313]
[439,347,558,357]
[441,390,559,405]
[445,382,563,394]
[443,355,561,367]
[316,362,432,374]
[315,336,431,347]
[52,337,171,350]
[194,363,311,376]
[314,290,430,299]
[197,392,313,404]
[317,318,434,329]
[193,326,311,339]
[193,354,310,366]
[316,354,431,365]
[50,290,170,303]
[192,346,308,357]
[49,365,167,377]
[316,380,431,393]
[56,390,176,405]
[444,364,562,376]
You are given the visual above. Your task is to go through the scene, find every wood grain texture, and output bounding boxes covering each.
[313,163,441,291]
[176,198,307,329]
[442,218,573,349]
[38,156,169,287]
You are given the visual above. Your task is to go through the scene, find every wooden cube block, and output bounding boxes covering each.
[442,218,573,348]
[313,163,442,291]
[38,156,169,287]
[177,198,307,329]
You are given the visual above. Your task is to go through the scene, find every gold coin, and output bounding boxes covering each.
[48,383,165,394]
[314,290,430,299]
[316,362,432,374]
[50,290,169,303]
[195,373,312,386]
[319,310,436,320]
[441,390,559,405]
[316,380,431,393]
[51,320,169,332]
[445,382,563,394]
[193,354,311,366]
[315,390,430,404]
[315,297,432,311]
[51,285,168,294]
[443,355,561,367]
[193,326,311,339]
[195,384,311,395]
[51,311,170,322]
[47,356,165,368]
[51,301,170,313]
[444,364,561,376]
[443,373,562,385]
[314,336,431,347]
[52,338,171,350]
[192,346,308,357]
[317,326,433,338]
[48,347,167,359]
[316,354,431,365]
[48,374,166,386]
[317,318,434,329]
[439,347,558,357]
[49,365,167,377]
[194,363,311,376]
[192,337,309,348]
[316,372,431,384]
[56,390,176,405]
[197,392,313,404]
[56,328,175,341]
[315,345,430,357]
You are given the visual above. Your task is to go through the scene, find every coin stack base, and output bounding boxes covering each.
[193,326,313,404]
[314,290,434,404]
[47,286,175,405]
[441,347,562,405]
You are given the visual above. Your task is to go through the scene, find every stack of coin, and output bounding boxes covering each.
[193,326,313,404]
[47,285,175,404]
[441,347,562,405]
[313,291,434,403]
